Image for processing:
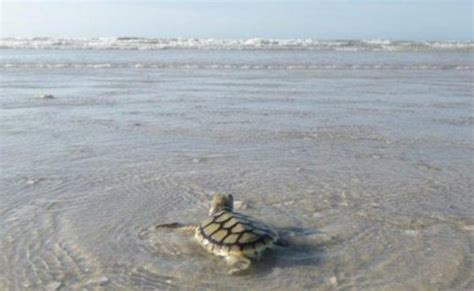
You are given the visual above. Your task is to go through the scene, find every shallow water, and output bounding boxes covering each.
[1,49,473,290]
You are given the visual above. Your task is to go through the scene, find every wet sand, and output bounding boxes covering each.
[0,49,473,290]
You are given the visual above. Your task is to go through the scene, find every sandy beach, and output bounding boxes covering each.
[1,44,473,289]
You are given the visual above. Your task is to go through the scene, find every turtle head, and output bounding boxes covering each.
[209,193,233,215]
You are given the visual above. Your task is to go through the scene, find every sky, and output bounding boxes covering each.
[1,0,473,41]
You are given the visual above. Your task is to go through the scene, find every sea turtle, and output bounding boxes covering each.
[155,193,281,274]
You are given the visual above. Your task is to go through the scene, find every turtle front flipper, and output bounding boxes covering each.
[155,223,198,233]
[273,237,290,248]
[225,254,251,275]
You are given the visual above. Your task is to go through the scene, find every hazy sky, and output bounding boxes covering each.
[1,0,473,40]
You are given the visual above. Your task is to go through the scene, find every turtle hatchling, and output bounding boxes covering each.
[155,193,281,274]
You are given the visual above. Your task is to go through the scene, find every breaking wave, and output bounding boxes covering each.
[1,37,473,51]
[1,63,472,71]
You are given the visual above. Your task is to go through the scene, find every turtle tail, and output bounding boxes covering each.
[155,222,198,232]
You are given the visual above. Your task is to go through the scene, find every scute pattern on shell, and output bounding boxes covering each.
[196,210,278,256]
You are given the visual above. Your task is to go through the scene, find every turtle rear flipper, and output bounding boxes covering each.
[225,254,251,275]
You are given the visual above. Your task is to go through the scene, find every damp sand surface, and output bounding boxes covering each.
[1,49,473,290]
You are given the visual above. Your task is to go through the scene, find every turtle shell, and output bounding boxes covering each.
[195,210,278,258]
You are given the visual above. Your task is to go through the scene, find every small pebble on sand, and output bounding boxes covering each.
[37,94,55,99]
[89,276,109,286]
[404,230,419,236]
[46,281,62,291]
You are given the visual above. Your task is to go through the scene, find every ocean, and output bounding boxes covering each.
[1,38,473,290]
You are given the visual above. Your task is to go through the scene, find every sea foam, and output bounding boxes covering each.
[1,37,472,51]
[1,63,472,71]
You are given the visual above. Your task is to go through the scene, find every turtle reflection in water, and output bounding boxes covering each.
[155,193,283,274]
